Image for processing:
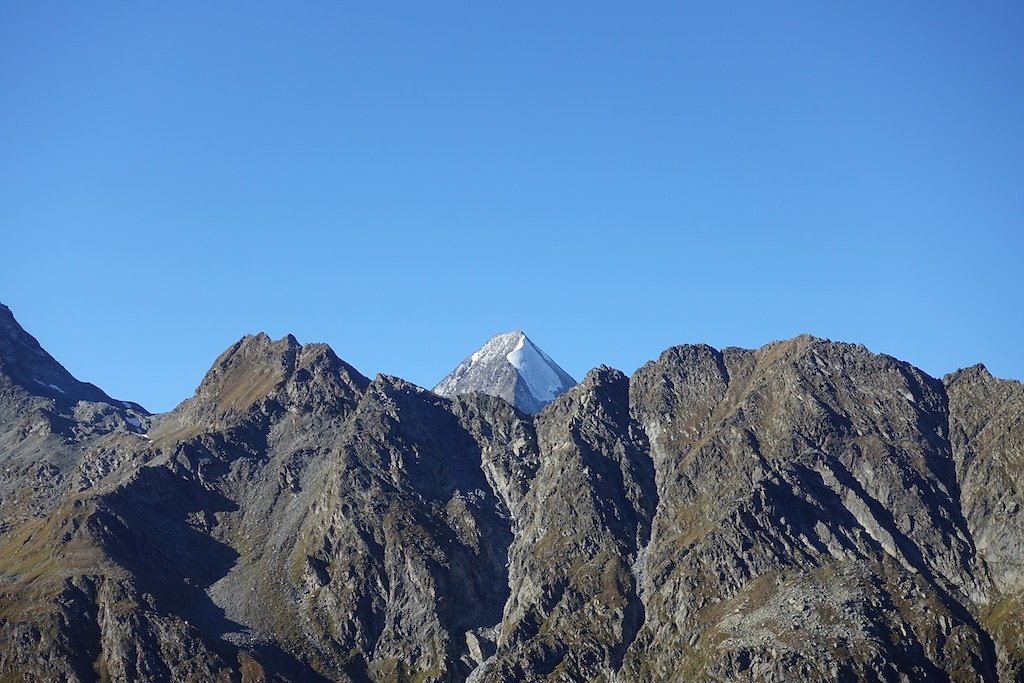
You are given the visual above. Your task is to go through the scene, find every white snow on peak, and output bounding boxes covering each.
[506,334,569,403]
[458,331,525,369]
[34,379,66,394]
[433,330,575,413]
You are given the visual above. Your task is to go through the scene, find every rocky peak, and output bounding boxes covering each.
[165,332,369,434]
[188,333,300,415]
[945,362,994,387]
[433,330,576,414]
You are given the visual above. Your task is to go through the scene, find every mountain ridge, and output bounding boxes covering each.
[1,305,1023,681]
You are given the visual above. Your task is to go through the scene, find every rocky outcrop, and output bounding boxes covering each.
[946,364,1024,680]
[1,308,1022,682]
[471,366,655,681]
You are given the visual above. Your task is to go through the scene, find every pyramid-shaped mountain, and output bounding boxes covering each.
[433,331,576,414]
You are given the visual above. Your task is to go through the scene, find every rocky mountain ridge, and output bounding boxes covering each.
[1,305,1022,682]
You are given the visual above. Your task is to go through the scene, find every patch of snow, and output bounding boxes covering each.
[506,335,568,403]
[33,379,66,394]
[126,416,142,430]
[121,400,133,408]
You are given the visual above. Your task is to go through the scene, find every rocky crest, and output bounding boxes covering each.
[1,307,1022,682]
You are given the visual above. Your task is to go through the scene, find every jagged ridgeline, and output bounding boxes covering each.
[1,302,1023,682]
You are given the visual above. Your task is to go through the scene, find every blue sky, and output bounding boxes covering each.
[2,3,1022,412]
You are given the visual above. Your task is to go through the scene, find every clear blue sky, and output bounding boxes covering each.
[2,3,1022,412]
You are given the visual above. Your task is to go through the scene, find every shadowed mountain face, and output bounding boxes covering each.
[0,304,116,407]
[1,307,1023,682]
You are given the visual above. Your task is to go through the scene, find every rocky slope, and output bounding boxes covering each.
[1,306,1022,682]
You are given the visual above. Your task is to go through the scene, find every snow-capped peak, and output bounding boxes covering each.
[433,331,576,414]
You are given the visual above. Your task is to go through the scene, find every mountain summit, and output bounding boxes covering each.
[433,331,576,414]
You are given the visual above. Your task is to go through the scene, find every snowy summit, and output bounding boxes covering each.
[433,331,576,414]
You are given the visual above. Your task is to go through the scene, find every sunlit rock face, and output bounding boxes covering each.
[2,304,1023,682]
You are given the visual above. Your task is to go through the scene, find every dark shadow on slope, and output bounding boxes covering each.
[338,380,518,676]
[529,367,659,675]
[578,380,659,672]
[93,453,329,681]
[748,471,949,680]
[790,461,998,682]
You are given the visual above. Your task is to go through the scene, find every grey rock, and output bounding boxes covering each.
[2,309,1023,682]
